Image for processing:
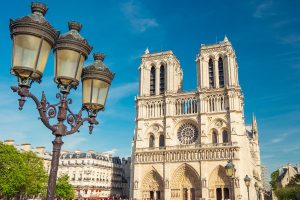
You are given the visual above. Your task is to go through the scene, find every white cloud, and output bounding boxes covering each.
[103,148,118,155]
[108,82,138,103]
[63,136,87,151]
[283,145,300,153]
[122,1,158,32]
[280,34,300,45]
[253,0,276,18]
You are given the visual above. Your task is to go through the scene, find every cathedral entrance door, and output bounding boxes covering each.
[183,188,188,200]
[224,188,229,199]
[150,191,154,200]
[216,188,222,200]
[190,188,195,200]
[156,191,161,200]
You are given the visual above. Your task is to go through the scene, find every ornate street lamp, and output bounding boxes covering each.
[244,175,251,200]
[9,3,114,200]
[9,2,59,86]
[225,160,236,200]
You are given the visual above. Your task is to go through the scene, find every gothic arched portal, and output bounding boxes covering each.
[170,164,201,200]
[208,165,231,200]
[141,169,164,200]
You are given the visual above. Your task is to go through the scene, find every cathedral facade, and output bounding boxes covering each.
[130,37,263,200]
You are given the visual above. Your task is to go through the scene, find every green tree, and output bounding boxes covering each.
[22,151,48,198]
[55,175,75,200]
[0,142,48,199]
[270,169,279,190]
[0,142,26,198]
[287,174,300,187]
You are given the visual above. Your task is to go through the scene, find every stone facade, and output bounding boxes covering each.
[58,150,128,199]
[276,163,300,188]
[131,37,264,200]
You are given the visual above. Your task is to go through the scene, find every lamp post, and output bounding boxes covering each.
[225,159,236,200]
[254,182,259,200]
[9,3,114,200]
[244,175,251,200]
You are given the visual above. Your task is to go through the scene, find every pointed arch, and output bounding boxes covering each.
[160,65,165,94]
[159,134,165,147]
[170,163,201,200]
[171,164,200,188]
[209,58,215,88]
[208,165,231,199]
[150,66,156,95]
[218,57,224,87]
[141,169,164,199]
[212,131,218,144]
[149,134,155,148]
[222,130,229,143]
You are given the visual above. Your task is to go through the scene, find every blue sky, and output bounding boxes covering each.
[0,0,299,175]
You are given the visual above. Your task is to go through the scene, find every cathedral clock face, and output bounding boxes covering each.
[177,123,198,144]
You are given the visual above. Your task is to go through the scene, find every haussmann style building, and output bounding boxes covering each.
[130,37,264,200]
[58,150,128,199]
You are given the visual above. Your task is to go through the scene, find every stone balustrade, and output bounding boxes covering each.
[134,143,239,163]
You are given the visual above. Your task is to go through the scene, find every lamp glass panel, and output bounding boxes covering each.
[82,79,92,106]
[13,34,41,77]
[91,79,109,109]
[75,55,85,82]
[226,168,233,177]
[35,40,51,76]
[55,49,81,85]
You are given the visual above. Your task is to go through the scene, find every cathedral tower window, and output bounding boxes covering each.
[149,134,155,148]
[212,131,218,144]
[159,134,165,147]
[150,66,156,96]
[218,57,224,87]
[160,65,165,94]
[208,58,214,88]
[222,130,229,143]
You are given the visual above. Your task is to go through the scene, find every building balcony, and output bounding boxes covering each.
[134,142,239,163]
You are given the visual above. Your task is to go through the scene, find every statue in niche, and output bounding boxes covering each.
[134,180,139,189]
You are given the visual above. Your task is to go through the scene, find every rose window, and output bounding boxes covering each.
[177,123,198,144]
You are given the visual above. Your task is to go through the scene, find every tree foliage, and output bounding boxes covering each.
[0,142,48,198]
[271,170,300,200]
[275,186,300,200]
[270,169,279,190]
[55,175,74,200]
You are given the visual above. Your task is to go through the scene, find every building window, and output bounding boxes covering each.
[159,134,165,147]
[218,57,224,87]
[160,65,165,94]
[222,130,229,143]
[209,58,214,88]
[212,131,218,144]
[150,66,156,95]
[149,134,155,148]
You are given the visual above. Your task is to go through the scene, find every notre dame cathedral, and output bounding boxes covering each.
[130,37,263,200]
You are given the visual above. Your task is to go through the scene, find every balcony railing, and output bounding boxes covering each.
[135,142,237,152]
[134,143,239,163]
[137,91,233,119]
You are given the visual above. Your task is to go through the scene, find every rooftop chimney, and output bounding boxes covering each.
[21,143,31,151]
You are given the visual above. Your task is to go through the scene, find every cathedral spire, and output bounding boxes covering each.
[252,113,258,134]
[224,35,229,43]
[144,48,150,54]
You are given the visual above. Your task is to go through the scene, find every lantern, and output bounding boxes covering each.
[81,53,114,115]
[225,159,235,178]
[9,2,59,85]
[54,21,92,92]
[244,175,251,187]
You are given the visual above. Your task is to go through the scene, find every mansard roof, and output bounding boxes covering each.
[60,151,122,164]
